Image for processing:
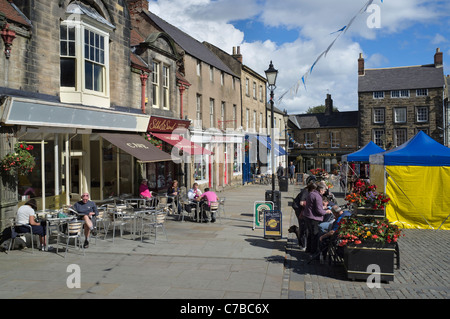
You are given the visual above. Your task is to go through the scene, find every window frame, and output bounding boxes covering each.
[59,16,111,107]
[373,91,384,99]
[210,98,215,128]
[394,128,407,147]
[162,64,170,110]
[416,89,428,97]
[394,107,407,123]
[416,106,429,123]
[151,61,160,108]
[373,108,385,124]
[305,132,314,149]
[373,129,385,147]
[391,90,410,98]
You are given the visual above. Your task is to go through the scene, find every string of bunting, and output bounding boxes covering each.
[275,0,383,107]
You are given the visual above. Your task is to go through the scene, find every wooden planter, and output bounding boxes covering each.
[355,207,385,221]
[344,242,396,283]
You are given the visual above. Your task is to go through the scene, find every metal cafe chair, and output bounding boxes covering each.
[201,201,219,223]
[140,210,168,244]
[56,221,85,258]
[8,218,36,253]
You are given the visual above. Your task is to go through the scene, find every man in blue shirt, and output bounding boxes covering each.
[319,205,352,242]
[73,192,99,248]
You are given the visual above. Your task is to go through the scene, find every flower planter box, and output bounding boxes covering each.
[355,207,385,221]
[344,242,395,283]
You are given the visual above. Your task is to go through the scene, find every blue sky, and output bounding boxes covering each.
[147,0,449,114]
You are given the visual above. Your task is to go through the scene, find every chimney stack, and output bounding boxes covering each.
[232,46,243,63]
[128,0,149,14]
[434,48,443,67]
[358,53,364,75]
[325,94,333,116]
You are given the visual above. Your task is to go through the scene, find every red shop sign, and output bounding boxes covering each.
[148,116,190,133]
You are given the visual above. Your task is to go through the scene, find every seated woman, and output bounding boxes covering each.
[139,179,152,199]
[167,180,181,214]
[15,199,47,251]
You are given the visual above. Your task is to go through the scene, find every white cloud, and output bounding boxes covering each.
[147,0,445,114]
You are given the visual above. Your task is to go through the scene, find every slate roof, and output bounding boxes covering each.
[0,0,31,27]
[358,64,445,92]
[144,10,237,77]
[290,111,359,129]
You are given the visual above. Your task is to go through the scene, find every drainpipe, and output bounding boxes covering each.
[179,84,186,119]
[140,72,148,114]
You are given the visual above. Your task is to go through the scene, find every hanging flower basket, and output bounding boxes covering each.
[1,142,36,175]
[145,134,163,150]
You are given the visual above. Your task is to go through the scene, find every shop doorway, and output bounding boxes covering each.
[70,153,83,199]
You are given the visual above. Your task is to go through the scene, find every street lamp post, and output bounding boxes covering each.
[265,61,278,193]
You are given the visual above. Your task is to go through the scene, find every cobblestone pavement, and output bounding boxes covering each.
[285,199,450,299]
[1,183,449,300]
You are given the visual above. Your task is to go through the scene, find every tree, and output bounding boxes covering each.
[306,105,339,114]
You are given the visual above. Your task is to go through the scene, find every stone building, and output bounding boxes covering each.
[358,49,445,148]
[128,0,192,192]
[288,94,359,174]
[0,0,167,229]
[140,8,243,190]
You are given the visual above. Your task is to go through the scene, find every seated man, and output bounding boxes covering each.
[319,196,334,233]
[319,205,352,241]
[186,183,202,218]
[200,188,219,223]
[73,192,99,249]
[315,205,351,261]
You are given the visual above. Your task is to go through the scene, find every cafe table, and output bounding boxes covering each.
[43,212,77,251]
[124,198,147,208]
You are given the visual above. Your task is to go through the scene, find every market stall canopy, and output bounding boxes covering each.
[342,141,384,162]
[370,131,450,166]
[100,133,172,163]
[369,131,450,230]
[150,133,213,155]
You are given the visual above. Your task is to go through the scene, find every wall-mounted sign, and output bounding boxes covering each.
[148,116,190,133]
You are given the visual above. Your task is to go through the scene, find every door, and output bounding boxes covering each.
[70,156,83,199]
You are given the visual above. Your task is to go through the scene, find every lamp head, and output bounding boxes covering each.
[265,61,278,87]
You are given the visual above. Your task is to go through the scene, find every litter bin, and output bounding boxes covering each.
[265,190,281,211]
[279,176,289,192]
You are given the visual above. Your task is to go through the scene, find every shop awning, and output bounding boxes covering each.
[1,96,150,132]
[100,133,172,163]
[151,133,213,155]
[258,136,287,156]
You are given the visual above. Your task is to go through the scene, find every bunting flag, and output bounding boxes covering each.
[275,0,381,107]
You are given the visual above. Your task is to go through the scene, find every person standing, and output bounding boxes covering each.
[73,192,99,249]
[276,162,284,185]
[292,182,316,249]
[302,184,332,256]
[289,161,295,184]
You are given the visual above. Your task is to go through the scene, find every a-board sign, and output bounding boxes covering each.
[264,210,282,239]
[253,201,273,230]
